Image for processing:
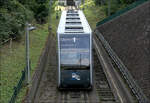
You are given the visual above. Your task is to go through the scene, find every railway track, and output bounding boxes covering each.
[57,90,90,103]
[24,6,148,103]
[31,38,118,103]
[93,31,137,103]
[93,50,116,102]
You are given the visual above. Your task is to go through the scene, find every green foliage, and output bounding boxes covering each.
[18,0,49,23]
[0,0,52,43]
[0,23,49,103]
[81,0,106,29]
[31,3,49,23]
[94,0,139,16]
[94,0,102,5]
[94,0,107,5]
[0,0,33,43]
[120,0,137,4]
[103,0,125,15]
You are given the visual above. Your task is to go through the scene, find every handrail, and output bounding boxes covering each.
[96,0,149,27]
[95,30,149,103]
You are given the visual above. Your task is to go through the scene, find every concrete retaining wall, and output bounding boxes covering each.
[96,1,150,99]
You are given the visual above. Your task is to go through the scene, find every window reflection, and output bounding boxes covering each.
[60,35,90,69]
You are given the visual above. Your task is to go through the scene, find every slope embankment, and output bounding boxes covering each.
[96,1,150,99]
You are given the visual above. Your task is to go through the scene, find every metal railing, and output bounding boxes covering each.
[9,60,31,103]
[95,30,149,103]
[96,0,149,27]
[9,70,25,103]
[0,37,16,46]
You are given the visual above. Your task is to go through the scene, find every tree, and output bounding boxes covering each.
[0,0,33,42]
[0,0,50,42]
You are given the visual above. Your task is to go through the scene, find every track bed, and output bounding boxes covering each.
[32,43,117,103]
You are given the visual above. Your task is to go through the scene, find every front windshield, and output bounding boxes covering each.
[60,34,90,67]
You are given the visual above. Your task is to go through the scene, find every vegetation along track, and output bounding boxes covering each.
[31,37,117,103]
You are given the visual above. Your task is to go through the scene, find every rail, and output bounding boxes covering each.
[96,0,149,27]
[94,30,149,103]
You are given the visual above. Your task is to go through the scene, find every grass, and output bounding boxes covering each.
[51,10,61,36]
[0,8,60,102]
[0,7,60,102]
[0,23,49,103]
[82,0,106,30]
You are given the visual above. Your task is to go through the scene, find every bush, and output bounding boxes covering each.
[0,0,33,43]
[0,0,55,43]
[29,0,49,24]
[106,0,122,15]
[94,0,139,16]
[32,3,49,24]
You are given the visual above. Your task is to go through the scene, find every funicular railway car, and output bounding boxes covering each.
[57,10,92,89]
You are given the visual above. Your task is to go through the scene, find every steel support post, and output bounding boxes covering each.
[25,22,30,84]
